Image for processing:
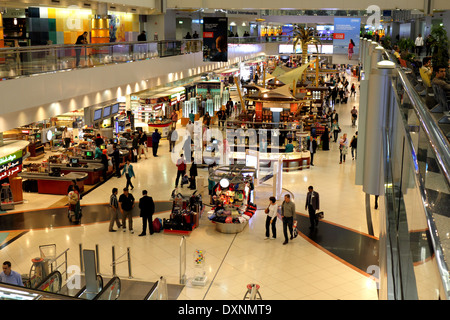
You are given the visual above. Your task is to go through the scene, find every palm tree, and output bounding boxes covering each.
[291,25,322,65]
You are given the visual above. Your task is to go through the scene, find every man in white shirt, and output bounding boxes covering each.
[186,120,194,138]
[62,127,72,149]
[415,34,424,56]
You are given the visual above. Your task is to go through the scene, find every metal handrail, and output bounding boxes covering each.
[384,49,450,298]
[384,49,450,186]
[35,270,62,293]
[93,276,121,301]
[48,248,70,281]
[144,281,159,300]
[0,39,202,53]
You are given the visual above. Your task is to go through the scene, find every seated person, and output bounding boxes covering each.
[432,66,450,114]
[419,57,433,88]
[285,139,294,153]
[393,47,401,60]
[432,66,450,93]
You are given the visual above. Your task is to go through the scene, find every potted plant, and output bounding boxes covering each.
[428,24,449,71]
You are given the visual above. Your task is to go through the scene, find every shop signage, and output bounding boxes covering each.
[0,150,22,166]
[203,17,228,62]
[333,17,361,55]
[333,33,345,40]
[0,151,23,181]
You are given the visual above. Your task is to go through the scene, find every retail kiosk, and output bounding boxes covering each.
[207,165,257,234]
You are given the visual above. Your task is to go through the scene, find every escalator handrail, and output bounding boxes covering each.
[73,274,104,299]
[93,276,121,300]
[34,270,62,293]
[143,281,159,300]
[384,49,450,185]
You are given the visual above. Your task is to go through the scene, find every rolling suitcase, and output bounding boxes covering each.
[153,217,162,233]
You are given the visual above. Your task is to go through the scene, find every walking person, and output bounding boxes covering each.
[75,31,88,67]
[217,108,226,128]
[226,98,234,118]
[109,188,122,232]
[138,190,155,236]
[111,144,121,178]
[131,134,139,162]
[425,34,432,56]
[203,112,211,127]
[119,188,135,233]
[305,186,320,230]
[175,153,186,188]
[100,150,109,181]
[331,109,339,124]
[351,132,358,160]
[62,127,72,149]
[321,126,330,151]
[138,131,148,159]
[137,30,147,41]
[188,160,198,190]
[339,133,349,164]
[170,110,178,130]
[350,83,356,97]
[151,129,162,157]
[121,159,135,190]
[351,106,358,127]
[264,196,278,240]
[306,135,317,166]
[281,194,296,245]
[168,127,178,152]
[331,120,340,143]
[415,33,424,56]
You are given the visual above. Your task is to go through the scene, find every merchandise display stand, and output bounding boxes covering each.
[163,188,204,235]
[191,250,207,286]
[207,165,257,233]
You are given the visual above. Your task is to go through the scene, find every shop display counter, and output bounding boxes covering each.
[18,172,87,195]
[228,151,310,171]
[148,120,172,138]
[50,163,105,185]
[214,219,247,234]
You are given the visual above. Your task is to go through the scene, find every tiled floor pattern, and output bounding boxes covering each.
[0,69,380,300]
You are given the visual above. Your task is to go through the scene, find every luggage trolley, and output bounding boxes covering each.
[243,283,262,300]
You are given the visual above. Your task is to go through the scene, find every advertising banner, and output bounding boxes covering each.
[203,17,228,62]
[333,17,361,55]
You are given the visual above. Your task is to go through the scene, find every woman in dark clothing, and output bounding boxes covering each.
[188,161,198,190]
[321,126,330,151]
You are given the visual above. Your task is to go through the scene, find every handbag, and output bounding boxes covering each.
[316,211,324,220]
[265,207,269,214]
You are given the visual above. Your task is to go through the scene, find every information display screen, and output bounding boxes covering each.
[111,103,119,114]
[93,109,102,121]
[103,106,111,118]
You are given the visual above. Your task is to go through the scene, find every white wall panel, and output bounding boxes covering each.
[0,44,265,131]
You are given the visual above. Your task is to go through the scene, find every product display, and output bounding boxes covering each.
[163,191,203,234]
[207,165,257,233]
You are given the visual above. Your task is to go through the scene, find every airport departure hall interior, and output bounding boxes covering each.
[0,0,449,303]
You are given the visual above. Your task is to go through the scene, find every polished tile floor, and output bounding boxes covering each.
[0,70,380,300]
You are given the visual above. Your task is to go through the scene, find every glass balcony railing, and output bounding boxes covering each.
[0,39,202,80]
[228,35,334,45]
[380,49,450,299]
